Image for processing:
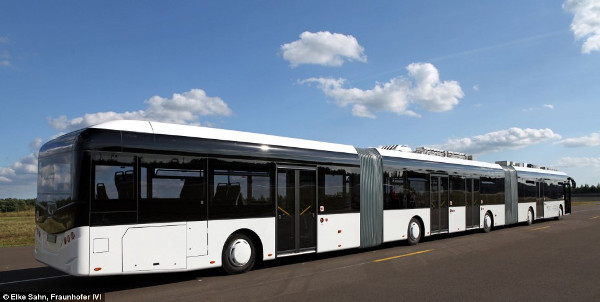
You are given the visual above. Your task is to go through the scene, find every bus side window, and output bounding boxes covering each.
[209,159,275,219]
[139,155,206,223]
[90,152,137,225]
[318,166,360,214]
[480,177,505,205]
[407,171,429,209]
[383,170,405,210]
[450,176,466,207]
[93,165,136,211]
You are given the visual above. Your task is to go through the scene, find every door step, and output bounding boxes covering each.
[277,250,316,258]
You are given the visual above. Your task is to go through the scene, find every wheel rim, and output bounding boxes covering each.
[409,222,420,240]
[484,214,492,229]
[527,210,532,224]
[228,239,251,267]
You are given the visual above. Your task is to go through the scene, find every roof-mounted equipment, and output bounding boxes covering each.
[379,144,412,152]
[495,161,558,171]
[414,147,473,160]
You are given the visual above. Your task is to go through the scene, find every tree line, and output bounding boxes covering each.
[572,184,600,194]
[0,198,36,212]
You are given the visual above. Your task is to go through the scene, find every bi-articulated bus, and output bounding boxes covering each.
[35,120,575,276]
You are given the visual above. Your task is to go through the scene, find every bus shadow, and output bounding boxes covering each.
[0,266,66,286]
[0,266,220,293]
[1,249,391,293]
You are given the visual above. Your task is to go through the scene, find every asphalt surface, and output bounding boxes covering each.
[1,204,600,302]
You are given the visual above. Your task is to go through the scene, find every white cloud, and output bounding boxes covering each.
[48,88,232,132]
[555,156,600,168]
[0,138,42,181]
[0,38,12,68]
[145,88,232,119]
[0,162,37,196]
[407,63,463,112]
[11,154,38,174]
[0,167,16,180]
[300,77,415,118]
[522,104,555,112]
[433,127,562,155]
[29,138,43,150]
[557,132,600,147]
[281,31,367,67]
[564,0,600,54]
[0,51,11,68]
[0,150,38,195]
[300,62,463,118]
[554,157,600,186]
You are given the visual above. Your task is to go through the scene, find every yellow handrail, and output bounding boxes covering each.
[300,205,312,216]
[278,206,291,216]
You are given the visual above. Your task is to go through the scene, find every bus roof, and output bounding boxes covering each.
[81,120,569,179]
[91,120,358,155]
[377,147,502,170]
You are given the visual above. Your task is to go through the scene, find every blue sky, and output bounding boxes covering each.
[1,0,599,198]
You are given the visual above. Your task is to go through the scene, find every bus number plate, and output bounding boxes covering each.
[47,234,57,243]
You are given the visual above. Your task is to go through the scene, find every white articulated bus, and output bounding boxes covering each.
[35,120,575,276]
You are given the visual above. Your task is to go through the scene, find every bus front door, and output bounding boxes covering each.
[277,167,317,255]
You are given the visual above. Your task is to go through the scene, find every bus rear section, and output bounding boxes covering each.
[35,150,91,276]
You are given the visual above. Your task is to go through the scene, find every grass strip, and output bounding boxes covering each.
[0,210,35,247]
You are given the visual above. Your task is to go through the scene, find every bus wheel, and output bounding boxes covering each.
[483,212,493,233]
[407,218,422,246]
[527,208,534,225]
[222,233,256,274]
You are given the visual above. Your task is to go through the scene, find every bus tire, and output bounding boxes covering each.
[483,211,493,233]
[222,233,256,274]
[527,208,534,225]
[407,217,422,246]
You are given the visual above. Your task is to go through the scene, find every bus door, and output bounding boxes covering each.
[430,175,449,234]
[466,179,480,228]
[565,179,573,214]
[277,167,317,255]
[536,181,545,219]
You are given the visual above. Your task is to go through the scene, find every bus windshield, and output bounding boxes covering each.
[36,152,75,234]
